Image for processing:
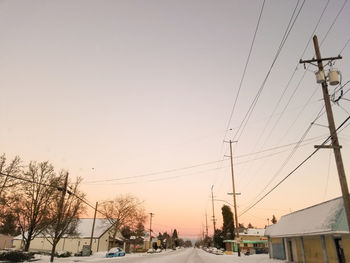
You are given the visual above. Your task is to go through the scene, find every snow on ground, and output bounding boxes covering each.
[31,248,285,263]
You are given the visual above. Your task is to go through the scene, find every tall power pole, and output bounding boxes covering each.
[89,201,98,254]
[211,185,216,234]
[225,140,241,256]
[300,35,350,230]
[149,213,154,249]
[205,211,209,237]
[50,173,68,262]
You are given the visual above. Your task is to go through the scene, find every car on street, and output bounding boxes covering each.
[105,247,126,258]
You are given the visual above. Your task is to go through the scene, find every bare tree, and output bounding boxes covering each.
[43,172,86,262]
[101,194,146,249]
[0,154,21,198]
[10,161,57,251]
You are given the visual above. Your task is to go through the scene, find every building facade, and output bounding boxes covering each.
[0,234,13,249]
[265,197,350,263]
[13,218,124,254]
[224,228,268,254]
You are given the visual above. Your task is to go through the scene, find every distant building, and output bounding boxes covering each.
[265,196,350,262]
[0,234,13,249]
[223,228,268,254]
[13,218,124,254]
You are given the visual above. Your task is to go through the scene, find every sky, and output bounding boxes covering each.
[1,0,350,239]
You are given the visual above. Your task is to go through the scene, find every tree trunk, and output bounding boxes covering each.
[24,231,33,251]
[24,240,31,252]
[50,241,57,262]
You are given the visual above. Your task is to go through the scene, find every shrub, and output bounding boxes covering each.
[0,251,35,262]
[55,251,72,257]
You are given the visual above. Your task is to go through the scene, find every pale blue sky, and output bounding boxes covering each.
[1,0,350,237]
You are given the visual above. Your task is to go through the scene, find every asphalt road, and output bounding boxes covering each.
[92,248,224,263]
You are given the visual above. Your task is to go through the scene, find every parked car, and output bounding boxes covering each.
[105,247,126,258]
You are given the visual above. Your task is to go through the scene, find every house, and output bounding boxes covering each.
[240,228,268,254]
[265,196,350,262]
[223,228,268,254]
[0,234,13,249]
[13,218,124,254]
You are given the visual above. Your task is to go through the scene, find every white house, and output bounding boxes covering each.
[13,218,124,254]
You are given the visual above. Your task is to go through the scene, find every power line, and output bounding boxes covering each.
[319,0,348,46]
[242,106,325,209]
[239,114,350,217]
[251,0,330,152]
[0,171,108,217]
[339,38,350,55]
[84,159,228,184]
[224,0,266,139]
[216,0,267,192]
[232,0,306,142]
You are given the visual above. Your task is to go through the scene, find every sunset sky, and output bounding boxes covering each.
[1,0,350,239]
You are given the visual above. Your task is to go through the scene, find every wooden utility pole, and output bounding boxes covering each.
[89,201,98,255]
[205,211,209,237]
[149,213,154,249]
[227,140,241,256]
[300,35,350,231]
[50,173,68,262]
[211,185,216,234]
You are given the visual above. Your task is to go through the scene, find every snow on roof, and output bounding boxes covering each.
[240,228,265,236]
[265,196,349,238]
[14,218,117,240]
[75,218,113,238]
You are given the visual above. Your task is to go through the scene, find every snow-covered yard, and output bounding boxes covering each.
[31,248,285,263]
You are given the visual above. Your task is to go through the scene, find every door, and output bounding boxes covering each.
[334,237,345,263]
[288,240,294,262]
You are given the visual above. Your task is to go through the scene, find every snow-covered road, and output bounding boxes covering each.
[34,248,284,263]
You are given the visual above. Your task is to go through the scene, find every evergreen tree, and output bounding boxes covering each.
[221,205,235,240]
[0,212,20,236]
[172,229,179,247]
[271,215,277,224]
[134,222,145,245]
[121,226,132,239]
[247,222,254,228]
[213,229,224,248]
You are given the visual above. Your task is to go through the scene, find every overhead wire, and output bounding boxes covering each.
[239,114,350,217]
[232,0,306,142]
[213,0,267,195]
[240,0,344,187]
[241,106,325,209]
[339,38,350,54]
[253,0,330,152]
[319,0,348,46]
[0,171,107,216]
[223,0,266,140]
[84,159,228,184]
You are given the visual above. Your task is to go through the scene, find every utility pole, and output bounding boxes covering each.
[149,213,154,249]
[50,173,68,262]
[300,35,350,231]
[211,185,216,234]
[225,140,241,256]
[205,211,209,237]
[89,201,98,255]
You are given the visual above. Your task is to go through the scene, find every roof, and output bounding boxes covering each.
[240,228,265,236]
[14,218,122,240]
[75,218,113,238]
[265,196,349,238]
